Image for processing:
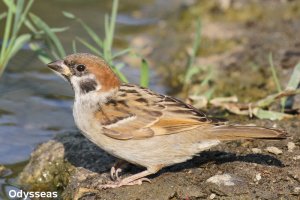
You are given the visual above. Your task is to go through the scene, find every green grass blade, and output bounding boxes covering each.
[8,34,31,58]
[29,42,53,64]
[12,0,24,36]
[104,14,111,62]
[269,53,282,92]
[112,48,131,59]
[286,62,300,90]
[34,27,69,37]
[63,11,103,48]
[78,19,103,49]
[62,11,75,19]
[49,47,60,60]
[72,40,77,53]
[185,66,200,81]
[108,0,118,49]
[0,2,13,63]
[76,37,103,56]
[37,54,52,64]
[14,0,34,35]
[6,0,33,59]
[253,108,291,120]
[184,18,201,84]
[24,14,38,33]
[48,27,69,33]
[3,0,14,8]
[113,68,128,83]
[191,19,201,63]
[3,0,37,33]
[268,52,285,111]
[30,13,66,57]
[140,59,149,87]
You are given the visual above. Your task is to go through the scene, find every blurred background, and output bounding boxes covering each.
[0,0,299,198]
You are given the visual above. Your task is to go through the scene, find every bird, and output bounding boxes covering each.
[47,53,287,188]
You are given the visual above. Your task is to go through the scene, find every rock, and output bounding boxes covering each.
[18,132,115,198]
[255,173,261,182]
[206,174,236,186]
[287,142,296,152]
[252,148,262,154]
[265,146,283,155]
[18,138,73,192]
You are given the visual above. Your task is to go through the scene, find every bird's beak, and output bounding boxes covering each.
[47,60,72,77]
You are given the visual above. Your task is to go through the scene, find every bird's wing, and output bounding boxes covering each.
[95,84,218,140]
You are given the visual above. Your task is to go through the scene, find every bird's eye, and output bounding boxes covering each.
[76,64,86,72]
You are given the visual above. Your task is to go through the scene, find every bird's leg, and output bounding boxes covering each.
[100,166,161,189]
[110,160,128,181]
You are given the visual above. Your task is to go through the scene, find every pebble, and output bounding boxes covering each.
[287,142,296,152]
[206,174,236,186]
[265,146,283,155]
[209,193,216,199]
[255,173,261,181]
[252,148,262,154]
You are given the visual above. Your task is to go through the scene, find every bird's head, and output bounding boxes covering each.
[47,53,120,98]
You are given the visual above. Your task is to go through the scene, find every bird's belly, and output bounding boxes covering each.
[79,129,220,169]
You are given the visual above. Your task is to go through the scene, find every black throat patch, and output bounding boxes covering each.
[79,78,97,94]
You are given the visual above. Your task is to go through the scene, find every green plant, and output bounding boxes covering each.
[0,0,33,77]
[29,0,149,86]
[29,13,67,63]
[208,61,300,120]
[62,0,133,83]
[183,19,201,87]
[268,52,286,111]
[182,19,215,99]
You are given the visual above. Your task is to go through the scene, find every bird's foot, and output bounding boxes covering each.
[99,177,151,189]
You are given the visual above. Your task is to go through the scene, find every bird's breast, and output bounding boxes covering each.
[73,100,102,135]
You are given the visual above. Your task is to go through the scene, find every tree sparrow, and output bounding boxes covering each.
[47,53,287,188]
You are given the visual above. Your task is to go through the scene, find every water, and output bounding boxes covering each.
[0,0,187,198]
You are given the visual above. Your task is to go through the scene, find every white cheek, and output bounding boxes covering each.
[70,74,101,94]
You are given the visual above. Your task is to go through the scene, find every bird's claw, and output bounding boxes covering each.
[110,166,122,181]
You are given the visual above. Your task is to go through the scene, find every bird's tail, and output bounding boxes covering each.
[206,125,287,140]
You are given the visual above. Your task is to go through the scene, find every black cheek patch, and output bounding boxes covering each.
[79,79,97,94]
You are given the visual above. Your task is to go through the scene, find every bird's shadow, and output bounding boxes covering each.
[166,151,284,173]
[57,132,284,177]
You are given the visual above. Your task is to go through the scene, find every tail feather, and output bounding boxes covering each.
[207,125,287,140]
